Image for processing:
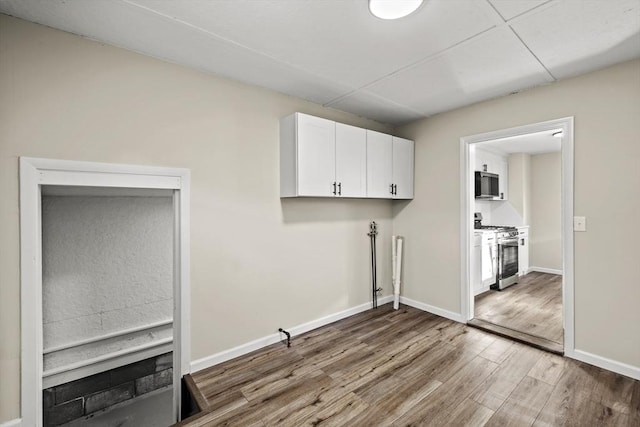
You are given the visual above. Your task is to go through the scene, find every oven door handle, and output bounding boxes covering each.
[498,239,518,245]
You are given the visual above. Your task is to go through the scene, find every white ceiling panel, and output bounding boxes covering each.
[365,26,553,116]
[488,0,550,20]
[511,0,640,79]
[126,0,497,88]
[328,91,425,125]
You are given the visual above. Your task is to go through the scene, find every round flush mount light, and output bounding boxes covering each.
[369,0,424,20]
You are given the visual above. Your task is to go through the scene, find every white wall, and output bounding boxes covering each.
[529,152,562,271]
[506,153,531,225]
[42,196,173,375]
[0,15,393,422]
[395,59,640,371]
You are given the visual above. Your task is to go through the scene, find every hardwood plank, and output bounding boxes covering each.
[471,343,542,411]
[260,378,350,426]
[391,356,499,426]
[533,360,601,426]
[201,371,334,426]
[348,376,441,425]
[484,376,553,426]
[239,361,320,401]
[591,367,636,415]
[478,336,517,364]
[446,398,495,427]
[298,392,369,427]
[528,352,567,386]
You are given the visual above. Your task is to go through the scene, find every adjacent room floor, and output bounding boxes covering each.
[474,272,563,349]
[179,304,638,426]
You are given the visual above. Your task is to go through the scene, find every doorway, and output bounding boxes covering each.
[20,158,191,427]
[460,118,574,354]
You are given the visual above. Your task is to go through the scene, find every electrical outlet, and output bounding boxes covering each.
[574,216,586,232]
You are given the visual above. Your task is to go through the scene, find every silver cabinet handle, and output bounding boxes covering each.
[338,182,342,196]
[332,182,336,195]
[390,184,394,194]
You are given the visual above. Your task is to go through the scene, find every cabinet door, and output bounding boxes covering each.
[392,137,414,199]
[366,130,393,198]
[472,237,484,296]
[335,123,366,197]
[296,113,336,196]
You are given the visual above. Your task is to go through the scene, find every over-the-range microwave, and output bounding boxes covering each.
[475,171,499,199]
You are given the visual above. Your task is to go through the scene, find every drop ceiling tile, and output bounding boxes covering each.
[510,0,640,79]
[366,26,553,116]
[488,0,549,20]
[127,0,498,88]
[0,0,352,105]
[328,91,425,125]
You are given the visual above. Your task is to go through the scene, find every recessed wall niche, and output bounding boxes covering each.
[41,186,175,426]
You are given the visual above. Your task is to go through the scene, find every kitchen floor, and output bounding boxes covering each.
[474,272,563,345]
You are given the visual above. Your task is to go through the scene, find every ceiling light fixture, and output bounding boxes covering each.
[369,0,424,20]
[552,131,563,138]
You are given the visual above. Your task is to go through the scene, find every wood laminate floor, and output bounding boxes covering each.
[474,272,563,345]
[179,304,639,426]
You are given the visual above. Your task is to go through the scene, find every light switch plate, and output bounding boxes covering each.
[574,216,586,232]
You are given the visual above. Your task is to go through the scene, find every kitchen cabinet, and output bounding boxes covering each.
[496,158,508,200]
[366,131,414,199]
[336,123,367,197]
[480,231,497,287]
[392,136,415,199]
[366,130,393,198]
[280,112,414,199]
[475,148,508,200]
[517,226,529,276]
[471,234,485,296]
[280,113,366,197]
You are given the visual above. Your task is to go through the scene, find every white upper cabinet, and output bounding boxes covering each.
[280,112,414,200]
[392,137,414,199]
[496,157,508,201]
[366,130,393,198]
[296,113,336,196]
[280,113,335,197]
[475,147,508,201]
[335,123,367,197]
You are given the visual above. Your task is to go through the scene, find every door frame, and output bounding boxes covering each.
[459,117,574,354]
[19,157,191,426]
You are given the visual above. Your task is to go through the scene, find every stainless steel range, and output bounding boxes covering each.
[474,214,519,290]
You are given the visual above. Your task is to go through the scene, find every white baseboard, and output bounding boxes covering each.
[566,349,640,381]
[191,295,394,373]
[399,296,465,323]
[529,266,563,275]
[0,418,22,427]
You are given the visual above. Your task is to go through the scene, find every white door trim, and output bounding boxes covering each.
[459,117,574,354]
[19,157,191,426]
